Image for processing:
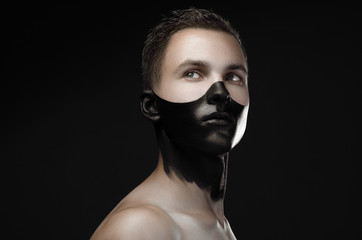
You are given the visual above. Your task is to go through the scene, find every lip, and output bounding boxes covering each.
[202,112,235,126]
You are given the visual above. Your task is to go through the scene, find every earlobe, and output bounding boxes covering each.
[140,90,160,122]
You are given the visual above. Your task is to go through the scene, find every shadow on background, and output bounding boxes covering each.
[2,2,361,240]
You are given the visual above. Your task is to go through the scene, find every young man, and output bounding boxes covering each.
[91,8,249,240]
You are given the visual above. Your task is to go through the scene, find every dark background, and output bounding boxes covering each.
[2,2,361,240]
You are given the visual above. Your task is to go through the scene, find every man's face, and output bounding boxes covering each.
[155,28,249,106]
[153,28,249,153]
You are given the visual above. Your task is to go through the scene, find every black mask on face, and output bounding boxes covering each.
[141,81,248,201]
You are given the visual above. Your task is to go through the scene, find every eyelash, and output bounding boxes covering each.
[184,71,201,79]
[225,73,244,84]
[184,71,244,84]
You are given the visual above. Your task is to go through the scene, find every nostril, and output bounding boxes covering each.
[206,82,231,105]
[209,92,231,105]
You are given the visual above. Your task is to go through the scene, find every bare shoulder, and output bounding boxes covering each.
[90,204,181,240]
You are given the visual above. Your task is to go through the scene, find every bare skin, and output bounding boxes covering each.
[91,157,236,240]
[90,29,248,240]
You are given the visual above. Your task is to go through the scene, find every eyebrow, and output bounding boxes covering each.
[174,59,210,75]
[226,63,248,74]
[174,59,248,75]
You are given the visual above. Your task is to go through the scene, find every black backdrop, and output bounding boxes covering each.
[2,2,361,240]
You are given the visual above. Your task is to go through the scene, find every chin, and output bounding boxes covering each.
[196,131,235,155]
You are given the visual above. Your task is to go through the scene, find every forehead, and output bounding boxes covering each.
[163,28,246,70]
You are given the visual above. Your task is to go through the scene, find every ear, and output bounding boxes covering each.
[140,90,160,122]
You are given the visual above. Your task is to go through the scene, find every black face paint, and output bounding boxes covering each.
[143,81,247,201]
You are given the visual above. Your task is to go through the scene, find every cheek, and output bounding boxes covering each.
[232,105,249,148]
[155,80,211,103]
[225,85,249,106]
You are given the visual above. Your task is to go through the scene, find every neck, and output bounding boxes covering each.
[153,154,227,225]
[156,125,229,202]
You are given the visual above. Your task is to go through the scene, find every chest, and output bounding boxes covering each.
[172,214,237,240]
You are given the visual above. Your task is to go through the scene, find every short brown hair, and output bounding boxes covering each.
[141,8,247,90]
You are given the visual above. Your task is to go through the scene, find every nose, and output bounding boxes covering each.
[206,82,231,106]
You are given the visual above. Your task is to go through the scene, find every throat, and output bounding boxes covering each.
[156,126,229,201]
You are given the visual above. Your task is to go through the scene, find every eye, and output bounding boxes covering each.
[225,73,243,85]
[184,71,202,80]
